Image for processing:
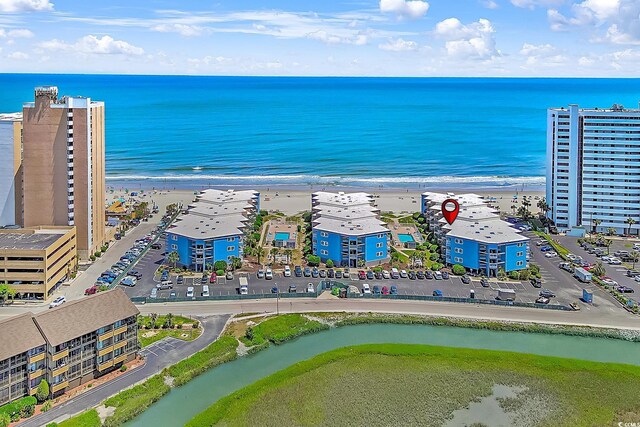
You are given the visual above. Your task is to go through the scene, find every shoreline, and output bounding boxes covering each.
[106,181,545,215]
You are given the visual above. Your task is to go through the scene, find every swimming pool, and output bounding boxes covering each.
[275,232,290,241]
[398,234,415,243]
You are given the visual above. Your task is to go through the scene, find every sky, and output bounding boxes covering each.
[0,0,639,76]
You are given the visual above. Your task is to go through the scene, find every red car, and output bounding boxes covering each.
[358,270,366,280]
[209,272,217,284]
[381,286,390,295]
[84,285,98,295]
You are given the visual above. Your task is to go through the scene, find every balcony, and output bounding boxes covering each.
[68,220,74,226]
[68,195,74,202]
[67,153,73,160]
[97,360,114,372]
[52,364,69,377]
[28,352,45,364]
[98,328,114,340]
[67,120,73,126]
[113,353,128,365]
[113,325,128,336]
[113,340,128,351]
[67,137,73,143]
[52,348,69,362]
[28,368,44,380]
[51,380,69,393]
[67,179,74,185]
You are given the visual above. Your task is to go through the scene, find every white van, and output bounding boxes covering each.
[201,285,210,297]
[186,287,194,298]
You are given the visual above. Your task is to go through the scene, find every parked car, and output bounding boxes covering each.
[186,287,195,298]
[226,271,233,280]
[408,271,416,280]
[461,275,471,284]
[49,296,66,308]
[129,270,142,279]
[239,285,248,295]
[434,271,443,280]
[158,280,173,290]
[358,270,366,280]
[319,269,327,278]
[535,296,550,304]
[177,275,184,285]
[400,270,408,278]
[373,285,381,295]
[283,265,291,277]
[480,278,489,288]
[327,268,334,278]
[602,277,618,286]
[530,277,542,288]
[382,270,390,279]
[150,288,158,298]
[304,267,311,277]
[209,273,217,284]
[121,276,137,287]
[307,283,315,293]
[288,284,297,293]
[608,257,622,265]
[391,268,400,279]
[265,268,273,280]
[544,251,558,258]
[84,286,98,295]
[169,290,177,299]
[540,245,552,252]
[616,286,635,293]
[539,289,556,298]
[151,243,161,249]
[366,271,374,280]
[442,271,450,280]
[417,271,426,280]
[362,283,371,294]
[311,268,319,278]
[390,285,398,295]
[271,286,279,294]
[432,290,443,297]
[343,268,351,279]
[335,270,343,279]
[257,269,265,279]
[425,270,434,280]
[381,286,390,295]
[294,265,303,277]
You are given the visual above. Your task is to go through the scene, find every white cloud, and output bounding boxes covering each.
[380,0,430,19]
[307,30,369,45]
[519,42,555,56]
[379,37,418,51]
[39,35,144,56]
[4,29,34,38]
[0,0,53,12]
[434,18,499,59]
[482,0,499,9]
[510,0,564,9]
[7,51,28,59]
[519,42,568,66]
[151,23,205,37]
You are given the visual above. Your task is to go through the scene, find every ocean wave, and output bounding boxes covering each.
[106,174,545,187]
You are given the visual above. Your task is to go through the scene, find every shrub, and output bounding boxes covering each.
[164,336,238,387]
[508,270,520,280]
[89,255,96,262]
[214,261,228,271]
[216,269,225,276]
[518,269,532,281]
[103,375,170,427]
[431,262,443,271]
[0,396,37,422]
[120,365,127,372]
[452,264,466,275]
[94,251,102,258]
[36,379,50,403]
[0,413,9,427]
[325,259,334,268]
[429,253,439,261]
[306,255,320,266]
[20,402,34,418]
[41,400,52,413]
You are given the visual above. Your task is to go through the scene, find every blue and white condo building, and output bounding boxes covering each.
[422,192,529,276]
[166,189,260,271]
[547,104,640,235]
[311,192,389,267]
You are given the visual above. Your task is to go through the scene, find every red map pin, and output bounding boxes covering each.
[441,199,460,225]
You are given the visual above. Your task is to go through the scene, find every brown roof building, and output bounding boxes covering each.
[0,289,139,404]
[22,86,106,259]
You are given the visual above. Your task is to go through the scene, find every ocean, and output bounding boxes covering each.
[2,75,640,191]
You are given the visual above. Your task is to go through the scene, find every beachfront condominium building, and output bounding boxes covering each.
[422,192,528,276]
[166,189,260,271]
[0,289,139,405]
[21,86,106,259]
[0,113,23,227]
[0,226,77,300]
[547,103,640,235]
[311,192,389,268]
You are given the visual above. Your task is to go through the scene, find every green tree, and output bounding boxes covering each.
[607,227,616,236]
[497,267,507,280]
[537,198,550,217]
[229,256,242,271]
[284,249,293,264]
[592,218,602,234]
[306,254,320,266]
[0,284,16,305]
[256,247,265,265]
[164,313,174,329]
[0,413,10,427]
[270,247,279,263]
[452,264,466,275]
[214,260,228,271]
[518,269,531,281]
[357,259,365,268]
[591,262,606,278]
[631,251,640,269]
[35,380,50,403]
[149,312,158,329]
[626,217,637,236]
[167,251,180,268]
[605,238,613,254]
[325,259,334,268]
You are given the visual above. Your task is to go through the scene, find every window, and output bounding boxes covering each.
[517,242,524,247]
[226,237,235,242]
[172,235,177,241]
[320,232,328,237]
[516,251,523,257]
[171,244,177,250]
[320,250,328,255]
[454,238,463,244]
[377,234,385,239]
[454,257,463,263]
[321,241,329,247]
[376,242,383,248]
[227,246,235,251]
[376,251,383,257]
[454,248,463,254]
[516,261,524,267]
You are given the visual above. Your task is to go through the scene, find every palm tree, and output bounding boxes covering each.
[167,251,180,268]
[270,247,279,264]
[256,247,265,265]
[537,198,549,217]
[164,313,174,329]
[521,197,531,220]
[605,239,613,255]
[631,251,640,269]
[591,262,606,278]
[230,256,242,271]
[607,227,616,236]
[149,313,158,329]
[284,249,293,264]
[592,218,602,234]
[626,218,637,236]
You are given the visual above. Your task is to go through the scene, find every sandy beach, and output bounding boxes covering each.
[106,185,544,216]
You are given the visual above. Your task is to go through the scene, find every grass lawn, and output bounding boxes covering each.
[239,314,329,346]
[57,408,101,427]
[138,327,202,347]
[187,344,640,427]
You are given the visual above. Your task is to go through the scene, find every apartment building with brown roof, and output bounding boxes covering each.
[0,289,139,405]
[22,86,106,259]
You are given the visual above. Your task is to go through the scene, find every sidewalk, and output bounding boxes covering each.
[18,314,230,427]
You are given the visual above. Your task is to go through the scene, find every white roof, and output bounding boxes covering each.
[312,191,374,207]
[168,213,248,240]
[197,189,259,205]
[0,113,22,122]
[312,191,388,236]
[313,217,388,236]
[422,192,486,207]
[313,205,379,221]
[445,218,528,244]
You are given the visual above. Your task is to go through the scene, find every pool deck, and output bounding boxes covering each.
[390,223,424,248]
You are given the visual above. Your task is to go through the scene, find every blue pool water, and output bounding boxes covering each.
[274,232,290,241]
[398,234,415,243]
[2,75,640,189]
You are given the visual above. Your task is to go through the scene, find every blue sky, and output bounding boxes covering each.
[0,0,638,76]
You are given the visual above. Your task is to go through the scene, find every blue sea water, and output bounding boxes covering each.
[2,75,640,190]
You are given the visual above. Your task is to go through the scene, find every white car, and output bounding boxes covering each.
[49,296,66,308]
[400,270,408,278]
[608,258,622,265]
[601,256,612,263]
[382,270,390,279]
[544,251,558,258]
[306,283,315,293]
[362,283,371,294]
[634,276,640,283]
[433,271,443,280]
[602,278,618,286]
[186,287,195,298]
[239,285,248,295]
[283,265,291,277]
[121,276,137,287]
[201,285,210,297]
[265,268,273,280]
[343,269,350,279]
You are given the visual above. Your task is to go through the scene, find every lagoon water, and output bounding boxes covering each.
[2,75,640,189]
[124,324,640,427]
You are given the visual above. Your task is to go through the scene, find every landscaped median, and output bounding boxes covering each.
[48,312,640,426]
[137,314,202,347]
[534,231,570,259]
